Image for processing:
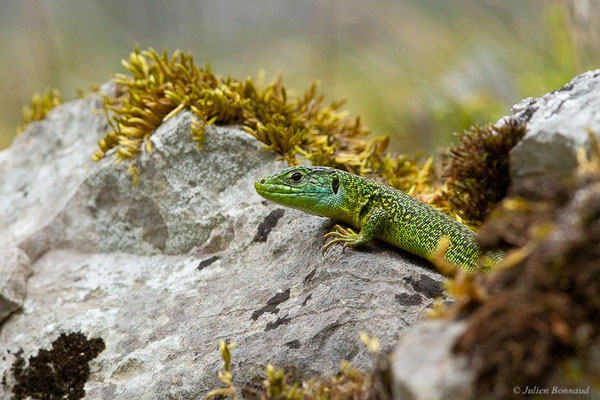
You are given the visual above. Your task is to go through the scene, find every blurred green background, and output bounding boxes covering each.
[1,0,598,153]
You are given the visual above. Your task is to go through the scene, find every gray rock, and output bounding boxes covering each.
[0,92,445,399]
[509,69,600,181]
[0,247,31,323]
[0,84,114,240]
[392,320,473,400]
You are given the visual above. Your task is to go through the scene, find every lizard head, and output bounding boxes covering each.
[255,166,342,217]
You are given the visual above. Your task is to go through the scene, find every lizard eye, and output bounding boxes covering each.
[291,172,303,183]
[331,177,339,194]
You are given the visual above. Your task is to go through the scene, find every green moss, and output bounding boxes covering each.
[442,118,526,228]
[94,46,371,167]
[95,46,439,198]
[17,89,63,134]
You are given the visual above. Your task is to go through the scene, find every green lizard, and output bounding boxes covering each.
[255,166,501,271]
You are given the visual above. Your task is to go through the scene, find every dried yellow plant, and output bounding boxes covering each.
[17,89,63,134]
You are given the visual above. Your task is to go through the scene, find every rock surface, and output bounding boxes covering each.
[0,92,445,399]
[509,69,600,182]
[0,247,31,324]
[392,320,472,400]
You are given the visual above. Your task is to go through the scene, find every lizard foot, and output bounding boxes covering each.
[322,224,361,255]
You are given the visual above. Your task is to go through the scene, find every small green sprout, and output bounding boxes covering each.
[263,364,302,400]
[206,340,237,400]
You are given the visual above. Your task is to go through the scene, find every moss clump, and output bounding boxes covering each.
[17,89,63,134]
[442,119,526,228]
[448,133,600,399]
[94,46,439,199]
[93,46,375,168]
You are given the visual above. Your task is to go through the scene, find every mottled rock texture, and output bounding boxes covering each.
[0,90,443,399]
[0,247,30,324]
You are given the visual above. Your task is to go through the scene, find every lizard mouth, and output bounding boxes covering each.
[254,180,323,213]
[254,180,308,197]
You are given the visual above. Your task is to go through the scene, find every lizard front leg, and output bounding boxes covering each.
[322,208,391,255]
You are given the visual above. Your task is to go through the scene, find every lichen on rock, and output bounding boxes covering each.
[10,332,105,400]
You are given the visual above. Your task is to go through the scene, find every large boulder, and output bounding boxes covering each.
[0,90,444,399]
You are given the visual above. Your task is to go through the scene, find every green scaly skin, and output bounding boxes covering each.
[255,166,501,271]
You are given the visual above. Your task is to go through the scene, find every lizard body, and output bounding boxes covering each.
[255,166,500,271]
